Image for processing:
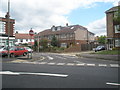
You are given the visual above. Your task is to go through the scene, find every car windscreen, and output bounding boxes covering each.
[9,48,15,50]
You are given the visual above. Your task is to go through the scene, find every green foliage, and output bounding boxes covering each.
[112,47,120,50]
[40,39,48,49]
[51,36,59,47]
[50,47,65,53]
[113,6,120,24]
[93,50,120,55]
[98,35,106,44]
[34,40,38,51]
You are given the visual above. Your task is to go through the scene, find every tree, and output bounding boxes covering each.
[34,40,38,51]
[98,35,106,44]
[51,35,59,47]
[40,39,48,49]
[113,6,120,26]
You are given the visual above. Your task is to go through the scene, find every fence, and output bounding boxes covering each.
[81,44,98,51]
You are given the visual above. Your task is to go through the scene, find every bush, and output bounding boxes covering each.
[112,47,120,50]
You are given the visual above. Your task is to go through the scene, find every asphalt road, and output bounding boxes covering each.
[1,53,120,88]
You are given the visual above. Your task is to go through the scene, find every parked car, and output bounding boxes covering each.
[24,47,33,53]
[95,46,106,52]
[0,46,28,57]
[0,47,8,57]
[0,46,6,51]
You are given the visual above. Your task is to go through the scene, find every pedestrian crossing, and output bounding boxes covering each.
[10,61,120,68]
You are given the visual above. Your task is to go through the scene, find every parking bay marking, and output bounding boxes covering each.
[0,71,68,77]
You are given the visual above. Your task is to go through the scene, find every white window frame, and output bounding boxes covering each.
[114,25,120,33]
[115,39,120,47]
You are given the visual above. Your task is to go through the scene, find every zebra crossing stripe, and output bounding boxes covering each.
[86,64,95,66]
[38,62,47,64]
[110,64,119,67]
[66,63,74,66]
[47,63,55,65]
[99,64,107,67]
[76,63,85,66]
[56,63,65,65]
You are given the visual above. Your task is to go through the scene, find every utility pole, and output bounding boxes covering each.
[7,0,10,58]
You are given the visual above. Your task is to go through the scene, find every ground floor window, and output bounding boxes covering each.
[115,39,120,47]
[61,43,67,48]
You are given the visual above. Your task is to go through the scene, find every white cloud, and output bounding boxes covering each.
[0,0,119,34]
[86,17,106,36]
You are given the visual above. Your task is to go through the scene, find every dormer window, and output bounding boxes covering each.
[51,26,61,31]
[51,25,55,31]
[57,26,61,31]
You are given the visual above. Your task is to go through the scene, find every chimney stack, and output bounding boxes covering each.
[66,23,68,27]
[16,31,18,34]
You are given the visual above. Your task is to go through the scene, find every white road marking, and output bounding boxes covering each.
[55,56,66,59]
[110,64,119,67]
[47,56,54,60]
[56,63,65,65]
[76,63,85,66]
[38,62,47,64]
[0,71,20,75]
[47,63,55,65]
[98,64,107,67]
[0,71,68,77]
[66,63,74,66]
[106,82,120,86]
[86,64,95,66]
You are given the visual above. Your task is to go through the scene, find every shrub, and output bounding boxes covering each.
[112,47,120,50]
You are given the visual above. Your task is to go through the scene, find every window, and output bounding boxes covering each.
[20,39,23,42]
[114,25,120,33]
[19,48,25,50]
[26,39,28,41]
[15,39,18,42]
[0,21,5,33]
[60,34,66,39]
[69,33,73,37]
[114,11,118,18]
[61,43,67,48]
[115,39,120,47]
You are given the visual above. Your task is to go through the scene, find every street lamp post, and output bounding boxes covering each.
[7,0,10,58]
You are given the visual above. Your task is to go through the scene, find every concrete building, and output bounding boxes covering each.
[105,3,120,50]
[35,24,95,51]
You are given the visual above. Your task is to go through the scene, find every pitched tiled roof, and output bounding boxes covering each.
[38,25,88,36]
[105,6,119,13]
[15,33,34,39]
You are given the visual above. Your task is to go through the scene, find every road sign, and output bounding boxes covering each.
[29,29,34,36]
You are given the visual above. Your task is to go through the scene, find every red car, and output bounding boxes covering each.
[1,46,28,57]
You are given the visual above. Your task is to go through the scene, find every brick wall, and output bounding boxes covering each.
[106,13,114,38]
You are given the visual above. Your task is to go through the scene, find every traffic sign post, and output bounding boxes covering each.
[29,28,34,59]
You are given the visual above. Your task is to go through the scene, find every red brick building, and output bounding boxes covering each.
[35,24,95,51]
[0,12,15,36]
[0,12,15,47]
[105,4,120,50]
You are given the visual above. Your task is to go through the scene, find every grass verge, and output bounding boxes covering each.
[91,50,120,55]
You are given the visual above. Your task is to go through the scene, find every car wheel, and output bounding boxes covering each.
[10,53,15,58]
[23,52,27,56]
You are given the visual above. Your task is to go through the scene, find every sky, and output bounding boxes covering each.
[0,0,119,36]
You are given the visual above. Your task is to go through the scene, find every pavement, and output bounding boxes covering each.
[60,51,120,61]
